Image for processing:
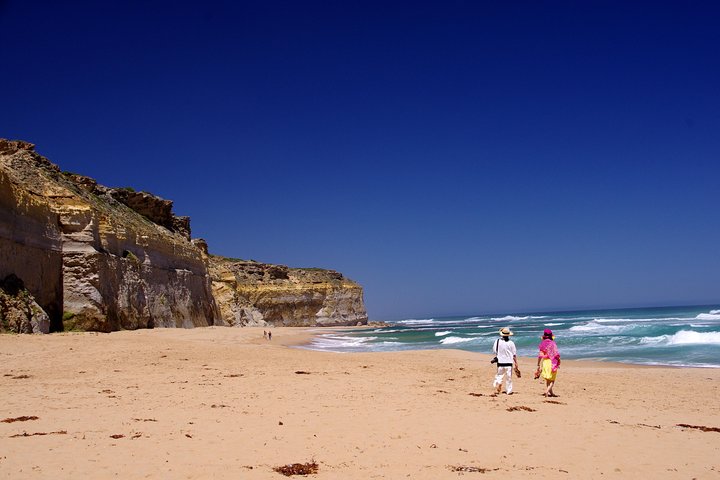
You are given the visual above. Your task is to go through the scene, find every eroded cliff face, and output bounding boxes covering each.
[0,142,63,329]
[0,139,219,331]
[0,138,367,332]
[210,257,368,327]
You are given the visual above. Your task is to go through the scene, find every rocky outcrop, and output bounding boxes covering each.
[0,274,50,334]
[210,257,367,327]
[0,138,367,332]
[0,139,219,332]
[0,141,64,329]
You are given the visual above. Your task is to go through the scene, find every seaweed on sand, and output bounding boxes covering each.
[10,430,66,438]
[676,423,720,433]
[2,416,39,423]
[449,465,499,473]
[506,406,536,412]
[273,461,319,476]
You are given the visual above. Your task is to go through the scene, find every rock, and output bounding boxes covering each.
[0,138,367,333]
[0,274,50,334]
[0,139,219,332]
[209,257,368,327]
[106,188,191,239]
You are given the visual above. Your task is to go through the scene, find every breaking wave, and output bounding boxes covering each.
[640,330,720,346]
[439,336,476,345]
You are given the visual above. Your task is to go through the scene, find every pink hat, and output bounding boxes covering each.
[543,329,553,338]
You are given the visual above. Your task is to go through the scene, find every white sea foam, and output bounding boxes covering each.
[638,336,666,345]
[696,313,720,320]
[439,336,475,345]
[567,321,633,334]
[310,335,377,349]
[710,309,720,314]
[435,331,452,337]
[544,322,564,326]
[592,317,682,323]
[491,315,527,322]
[667,330,720,345]
[639,330,720,346]
[397,318,435,325]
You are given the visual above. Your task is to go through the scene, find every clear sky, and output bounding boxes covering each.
[2,1,719,320]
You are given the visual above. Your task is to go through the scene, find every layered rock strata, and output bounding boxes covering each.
[0,139,368,332]
[0,139,219,331]
[210,257,368,327]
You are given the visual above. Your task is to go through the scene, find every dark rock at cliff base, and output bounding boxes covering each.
[0,274,50,334]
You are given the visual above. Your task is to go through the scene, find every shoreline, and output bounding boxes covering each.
[290,325,717,370]
[2,327,719,478]
[3,325,713,370]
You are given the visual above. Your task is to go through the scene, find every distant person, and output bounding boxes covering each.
[263,330,267,340]
[492,327,520,395]
[268,330,272,341]
[535,329,561,397]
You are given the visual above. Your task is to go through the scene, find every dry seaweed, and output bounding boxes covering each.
[10,430,66,438]
[273,461,319,476]
[468,393,484,397]
[449,465,499,473]
[676,423,720,433]
[2,416,39,423]
[294,371,311,375]
[543,400,566,405]
[507,406,536,412]
[110,434,124,439]
[11,375,31,379]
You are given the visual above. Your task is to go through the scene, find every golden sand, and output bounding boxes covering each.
[1,327,719,479]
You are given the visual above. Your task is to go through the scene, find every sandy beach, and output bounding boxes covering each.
[1,327,719,479]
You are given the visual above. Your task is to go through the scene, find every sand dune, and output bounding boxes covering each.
[1,327,719,479]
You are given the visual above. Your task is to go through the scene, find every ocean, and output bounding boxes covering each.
[303,305,720,368]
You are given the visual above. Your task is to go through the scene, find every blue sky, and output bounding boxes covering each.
[2,1,719,320]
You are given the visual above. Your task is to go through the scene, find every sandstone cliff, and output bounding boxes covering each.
[0,139,367,332]
[0,139,218,332]
[209,256,368,327]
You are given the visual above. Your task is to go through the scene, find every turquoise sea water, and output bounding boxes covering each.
[304,305,720,368]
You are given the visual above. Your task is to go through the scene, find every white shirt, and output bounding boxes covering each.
[493,337,517,365]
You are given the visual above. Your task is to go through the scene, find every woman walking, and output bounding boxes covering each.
[535,329,561,397]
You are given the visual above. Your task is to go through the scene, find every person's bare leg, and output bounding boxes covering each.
[547,380,556,397]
